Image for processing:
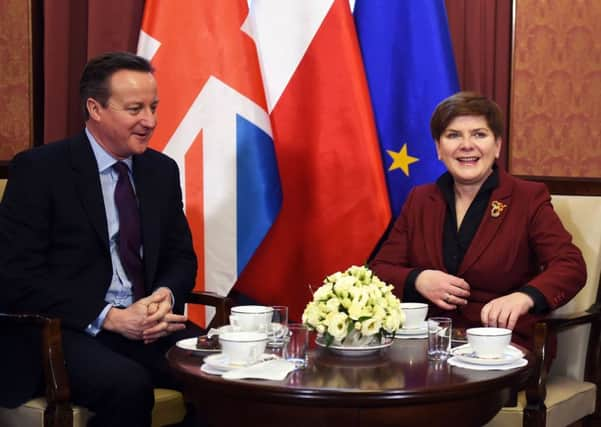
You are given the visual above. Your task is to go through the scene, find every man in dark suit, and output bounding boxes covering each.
[0,52,197,427]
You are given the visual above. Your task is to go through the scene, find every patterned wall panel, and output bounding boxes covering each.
[0,0,34,164]
[510,0,601,177]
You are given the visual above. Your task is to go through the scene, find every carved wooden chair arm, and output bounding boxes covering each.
[523,303,601,424]
[0,313,73,427]
[185,290,233,328]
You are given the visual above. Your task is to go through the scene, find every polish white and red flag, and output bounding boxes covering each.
[236,0,391,320]
[137,0,282,323]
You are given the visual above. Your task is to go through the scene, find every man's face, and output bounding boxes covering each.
[87,69,158,159]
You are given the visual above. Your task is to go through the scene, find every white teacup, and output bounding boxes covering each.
[229,305,273,332]
[466,327,512,359]
[400,302,428,329]
[218,331,268,366]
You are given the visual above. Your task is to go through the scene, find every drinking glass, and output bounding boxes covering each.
[267,306,288,348]
[284,323,308,368]
[427,317,452,361]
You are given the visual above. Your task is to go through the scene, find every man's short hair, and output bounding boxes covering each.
[79,51,154,120]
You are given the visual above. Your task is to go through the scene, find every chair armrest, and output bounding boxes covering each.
[185,291,233,328]
[0,313,73,427]
[524,303,601,424]
[541,303,601,332]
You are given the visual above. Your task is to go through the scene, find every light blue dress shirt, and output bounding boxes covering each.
[85,129,138,335]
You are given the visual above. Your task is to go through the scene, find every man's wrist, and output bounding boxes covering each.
[103,306,121,332]
[85,303,113,336]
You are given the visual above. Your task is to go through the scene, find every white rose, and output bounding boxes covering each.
[353,288,369,307]
[302,302,322,328]
[325,297,341,313]
[327,312,349,341]
[348,265,371,281]
[333,275,356,297]
[368,286,383,301]
[317,301,328,315]
[373,305,387,321]
[371,276,385,287]
[314,283,333,301]
[326,271,343,283]
[361,317,382,336]
[383,312,402,333]
[348,302,363,320]
[386,292,400,308]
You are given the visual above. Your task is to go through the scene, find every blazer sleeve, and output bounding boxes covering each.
[525,184,586,309]
[0,150,110,327]
[370,188,418,298]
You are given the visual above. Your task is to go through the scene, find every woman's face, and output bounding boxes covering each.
[436,115,501,187]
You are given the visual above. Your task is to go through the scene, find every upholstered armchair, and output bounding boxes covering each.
[0,179,6,201]
[487,192,601,427]
[0,291,232,427]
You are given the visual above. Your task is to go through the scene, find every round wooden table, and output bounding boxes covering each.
[167,337,532,427]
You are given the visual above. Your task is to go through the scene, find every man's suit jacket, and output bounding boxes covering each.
[371,168,586,351]
[0,132,197,406]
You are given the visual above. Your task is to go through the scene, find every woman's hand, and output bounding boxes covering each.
[480,292,534,329]
[415,269,471,309]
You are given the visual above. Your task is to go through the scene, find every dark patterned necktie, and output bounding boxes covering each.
[113,161,145,301]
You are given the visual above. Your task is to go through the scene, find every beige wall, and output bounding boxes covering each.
[510,0,601,177]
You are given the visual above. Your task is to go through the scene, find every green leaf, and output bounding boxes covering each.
[324,332,334,346]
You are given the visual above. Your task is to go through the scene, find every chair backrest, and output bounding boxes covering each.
[549,194,601,380]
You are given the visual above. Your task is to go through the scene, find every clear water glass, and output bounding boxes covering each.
[267,305,288,348]
[427,317,452,361]
[284,323,308,368]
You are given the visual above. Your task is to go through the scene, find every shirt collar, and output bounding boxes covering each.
[85,128,133,173]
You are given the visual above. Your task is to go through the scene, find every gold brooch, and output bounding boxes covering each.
[490,200,507,218]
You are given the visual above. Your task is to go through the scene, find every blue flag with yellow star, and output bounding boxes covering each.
[354,0,459,217]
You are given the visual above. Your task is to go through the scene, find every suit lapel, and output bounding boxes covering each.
[458,170,513,275]
[69,133,109,249]
[133,153,160,287]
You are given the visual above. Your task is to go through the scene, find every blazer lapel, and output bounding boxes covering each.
[426,190,447,271]
[133,153,160,287]
[69,133,109,249]
[458,170,513,275]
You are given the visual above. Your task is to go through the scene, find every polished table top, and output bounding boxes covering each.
[168,336,532,426]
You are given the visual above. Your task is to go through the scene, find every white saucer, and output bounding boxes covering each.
[175,337,220,354]
[395,321,427,336]
[451,344,524,366]
[200,363,226,376]
[203,353,276,372]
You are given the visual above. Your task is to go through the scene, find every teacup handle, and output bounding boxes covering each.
[229,315,242,331]
[249,345,261,364]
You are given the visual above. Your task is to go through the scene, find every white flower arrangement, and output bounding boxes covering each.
[302,265,404,346]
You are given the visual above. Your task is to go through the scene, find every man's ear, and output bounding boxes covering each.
[86,98,102,121]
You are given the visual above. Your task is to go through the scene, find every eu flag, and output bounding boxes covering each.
[354,0,459,217]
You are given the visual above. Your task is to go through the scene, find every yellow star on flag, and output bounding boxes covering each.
[387,144,419,176]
